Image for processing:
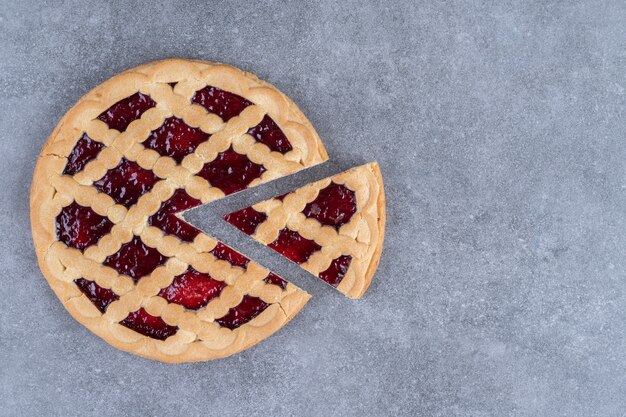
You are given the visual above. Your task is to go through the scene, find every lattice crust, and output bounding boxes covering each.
[226,163,385,299]
[30,59,327,362]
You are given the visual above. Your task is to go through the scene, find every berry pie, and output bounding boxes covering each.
[30,59,385,363]
[225,163,385,299]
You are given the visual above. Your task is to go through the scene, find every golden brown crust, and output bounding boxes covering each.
[355,162,386,299]
[239,162,386,299]
[62,288,310,363]
[30,58,326,362]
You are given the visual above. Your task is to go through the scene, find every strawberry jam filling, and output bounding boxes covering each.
[74,278,119,313]
[247,115,293,154]
[143,116,210,163]
[268,229,321,264]
[120,308,178,340]
[210,242,250,269]
[158,267,226,310]
[216,295,269,330]
[103,236,168,282]
[319,255,352,287]
[264,272,287,290]
[56,202,113,251]
[63,134,105,176]
[192,86,251,122]
[197,147,266,195]
[97,92,156,132]
[149,189,202,242]
[94,159,159,207]
[302,183,357,230]
[223,206,267,235]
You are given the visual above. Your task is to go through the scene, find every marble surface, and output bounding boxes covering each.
[1,1,625,416]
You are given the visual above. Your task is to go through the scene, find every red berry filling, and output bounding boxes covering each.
[318,255,352,287]
[103,236,168,282]
[158,267,226,310]
[73,278,119,313]
[197,147,266,196]
[56,202,114,251]
[149,189,202,242]
[97,92,156,132]
[120,308,178,340]
[191,86,252,122]
[263,272,287,290]
[268,229,321,264]
[302,183,357,230]
[247,115,292,154]
[210,242,249,269]
[223,206,267,235]
[63,134,105,176]
[93,159,159,207]
[143,116,210,163]
[215,295,269,330]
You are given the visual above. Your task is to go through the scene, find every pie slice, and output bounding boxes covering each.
[30,59,327,362]
[224,163,386,299]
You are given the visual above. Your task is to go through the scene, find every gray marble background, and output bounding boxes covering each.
[1,1,625,416]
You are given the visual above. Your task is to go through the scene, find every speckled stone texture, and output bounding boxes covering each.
[1,1,625,416]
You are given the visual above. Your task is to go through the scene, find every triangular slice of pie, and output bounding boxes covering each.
[224,162,386,299]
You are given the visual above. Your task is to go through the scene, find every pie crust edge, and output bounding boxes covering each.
[346,161,386,299]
